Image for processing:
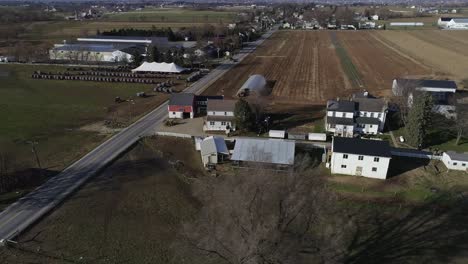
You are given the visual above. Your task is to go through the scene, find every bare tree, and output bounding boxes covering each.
[390,79,417,127]
[453,94,468,145]
[180,155,353,264]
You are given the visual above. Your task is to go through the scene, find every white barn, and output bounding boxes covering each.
[49,44,133,62]
[200,136,229,167]
[331,137,392,179]
[442,151,468,171]
[438,17,453,28]
[445,18,468,29]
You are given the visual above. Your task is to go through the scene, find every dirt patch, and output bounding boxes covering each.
[376,30,468,80]
[337,31,431,97]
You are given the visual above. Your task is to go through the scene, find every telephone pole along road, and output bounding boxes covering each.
[0,27,277,244]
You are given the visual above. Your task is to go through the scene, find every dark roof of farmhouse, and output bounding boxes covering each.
[333,137,391,158]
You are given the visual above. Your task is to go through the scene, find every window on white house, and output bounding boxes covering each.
[172,112,176,115]
[378,113,382,118]
[343,154,348,159]
[330,124,336,129]
[463,163,466,167]
[369,125,373,128]
[371,113,374,117]
[221,121,226,125]
[341,165,347,168]
[374,157,380,162]
[363,112,367,117]
[358,156,363,161]
[224,112,227,115]
[372,167,377,172]
[453,162,458,166]
[210,121,215,125]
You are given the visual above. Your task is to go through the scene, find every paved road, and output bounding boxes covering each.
[0,27,276,244]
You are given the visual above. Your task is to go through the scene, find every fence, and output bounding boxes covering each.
[154,131,192,138]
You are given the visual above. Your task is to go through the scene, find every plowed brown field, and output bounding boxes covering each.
[202,30,352,106]
[336,31,431,97]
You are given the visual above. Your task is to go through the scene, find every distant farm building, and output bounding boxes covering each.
[389,22,424,27]
[49,44,133,62]
[168,93,195,119]
[231,138,295,168]
[392,78,457,104]
[438,17,453,28]
[445,18,468,29]
[237,74,268,97]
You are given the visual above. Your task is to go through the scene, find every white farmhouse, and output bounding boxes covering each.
[204,99,237,132]
[331,137,392,179]
[325,93,387,137]
[442,151,468,171]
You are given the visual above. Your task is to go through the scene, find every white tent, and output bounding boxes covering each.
[131,62,187,73]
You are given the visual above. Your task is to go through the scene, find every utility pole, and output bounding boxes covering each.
[26,141,41,170]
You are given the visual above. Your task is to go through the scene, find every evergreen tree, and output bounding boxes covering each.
[405,92,433,148]
[234,99,255,131]
[148,45,161,62]
[131,50,143,67]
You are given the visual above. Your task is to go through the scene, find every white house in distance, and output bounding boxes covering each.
[200,136,229,167]
[437,17,453,28]
[325,92,388,137]
[330,137,392,179]
[442,151,468,171]
[204,99,237,132]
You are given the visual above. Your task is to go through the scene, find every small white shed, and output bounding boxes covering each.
[269,130,286,139]
[308,133,327,141]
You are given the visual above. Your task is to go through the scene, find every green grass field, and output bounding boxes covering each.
[102,8,236,23]
[0,64,150,170]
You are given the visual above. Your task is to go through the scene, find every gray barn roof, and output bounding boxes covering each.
[327,100,356,112]
[333,137,391,158]
[354,98,386,112]
[207,99,237,112]
[168,93,195,106]
[231,138,295,165]
[201,136,229,156]
[445,151,468,162]
[396,78,457,90]
[53,44,119,53]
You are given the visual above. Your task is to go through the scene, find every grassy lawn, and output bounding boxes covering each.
[0,64,152,170]
[102,8,236,23]
[328,156,468,204]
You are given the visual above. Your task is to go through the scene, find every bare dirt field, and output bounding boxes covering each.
[337,31,431,97]
[376,30,468,83]
[203,30,353,107]
[203,30,444,108]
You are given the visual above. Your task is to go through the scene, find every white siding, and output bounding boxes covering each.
[209,111,234,116]
[331,152,390,179]
[169,111,183,119]
[206,120,234,131]
[442,153,468,171]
